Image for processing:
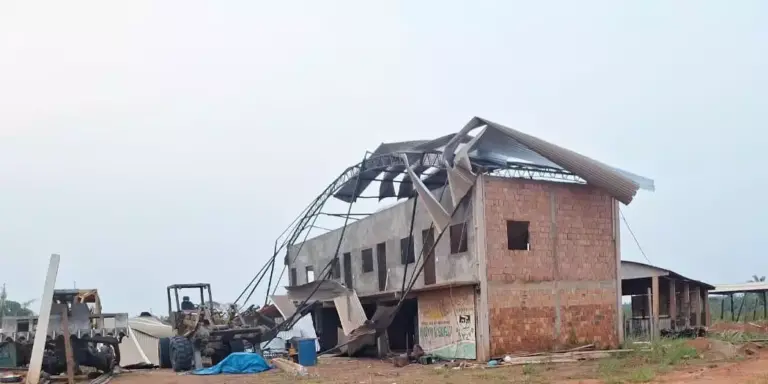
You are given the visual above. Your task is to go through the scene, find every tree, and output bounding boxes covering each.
[0,285,36,320]
[747,276,767,321]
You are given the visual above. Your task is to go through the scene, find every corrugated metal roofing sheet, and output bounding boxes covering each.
[710,282,768,294]
[333,116,654,205]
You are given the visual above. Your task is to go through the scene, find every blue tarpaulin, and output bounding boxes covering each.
[191,352,271,375]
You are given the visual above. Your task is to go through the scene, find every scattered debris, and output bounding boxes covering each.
[271,357,308,377]
[391,355,409,368]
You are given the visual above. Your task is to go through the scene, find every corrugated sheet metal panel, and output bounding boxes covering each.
[128,317,173,338]
[134,330,160,365]
[119,329,148,366]
[711,282,768,294]
[478,118,641,205]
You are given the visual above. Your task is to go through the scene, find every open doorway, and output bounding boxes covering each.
[384,298,418,353]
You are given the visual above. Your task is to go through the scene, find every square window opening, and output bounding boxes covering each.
[400,236,415,264]
[450,222,469,254]
[331,258,341,279]
[362,248,374,272]
[507,220,530,250]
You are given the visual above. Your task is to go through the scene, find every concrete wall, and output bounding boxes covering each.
[481,176,619,355]
[417,286,477,359]
[287,186,479,297]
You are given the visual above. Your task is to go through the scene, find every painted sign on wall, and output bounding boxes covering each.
[417,286,476,360]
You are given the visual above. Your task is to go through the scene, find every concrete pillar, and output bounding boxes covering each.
[683,282,691,327]
[472,174,490,362]
[27,254,61,384]
[651,276,660,339]
[669,279,677,330]
[612,199,624,345]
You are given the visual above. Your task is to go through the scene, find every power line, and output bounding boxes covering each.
[619,208,652,264]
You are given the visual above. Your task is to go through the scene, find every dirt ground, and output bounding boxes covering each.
[109,346,768,384]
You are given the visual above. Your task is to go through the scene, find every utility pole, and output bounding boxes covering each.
[0,283,6,319]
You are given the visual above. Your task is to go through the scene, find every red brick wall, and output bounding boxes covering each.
[483,177,618,356]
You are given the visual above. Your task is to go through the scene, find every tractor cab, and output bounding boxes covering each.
[166,283,214,334]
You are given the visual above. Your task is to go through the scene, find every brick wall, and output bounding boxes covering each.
[483,176,618,355]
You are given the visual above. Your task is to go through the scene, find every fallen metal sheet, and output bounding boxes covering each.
[333,290,367,336]
[269,295,298,319]
[284,280,349,302]
[369,304,398,331]
[402,155,450,229]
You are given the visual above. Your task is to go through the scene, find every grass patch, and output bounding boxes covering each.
[522,363,538,375]
[597,338,699,383]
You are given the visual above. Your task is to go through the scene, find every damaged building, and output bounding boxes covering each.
[283,117,654,361]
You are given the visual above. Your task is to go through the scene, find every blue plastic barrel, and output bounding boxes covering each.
[296,338,317,367]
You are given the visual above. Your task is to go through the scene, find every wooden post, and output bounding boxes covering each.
[651,276,660,339]
[61,307,76,384]
[720,296,725,322]
[26,254,61,384]
[703,289,710,327]
[763,291,767,320]
[683,283,691,327]
[647,287,654,340]
[669,279,677,330]
[730,294,735,321]
[692,287,701,326]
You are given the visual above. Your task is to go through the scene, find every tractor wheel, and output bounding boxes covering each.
[169,336,193,372]
[157,337,172,368]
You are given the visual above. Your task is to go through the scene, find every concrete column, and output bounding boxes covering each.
[27,254,61,384]
[683,282,691,327]
[472,174,490,362]
[612,199,624,345]
[669,279,677,330]
[692,286,701,327]
[651,276,660,339]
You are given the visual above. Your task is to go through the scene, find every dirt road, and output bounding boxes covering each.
[111,350,768,384]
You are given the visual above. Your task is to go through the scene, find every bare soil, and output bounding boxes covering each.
[110,348,768,384]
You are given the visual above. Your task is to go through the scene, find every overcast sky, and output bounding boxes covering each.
[1,1,766,316]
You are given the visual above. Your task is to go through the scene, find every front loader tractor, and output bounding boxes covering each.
[157,283,278,372]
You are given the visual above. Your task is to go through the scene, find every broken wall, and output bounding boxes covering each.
[482,177,619,355]
[417,286,477,359]
[287,186,478,297]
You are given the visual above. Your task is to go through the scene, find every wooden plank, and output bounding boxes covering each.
[669,279,677,329]
[647,287,654,340]
[61,307,76,384]
[651,276,660,340]
[683,283,691,327]
[27,254,61,384]
[703,289,711,326]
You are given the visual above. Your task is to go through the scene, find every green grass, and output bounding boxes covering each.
[597,339,699,383]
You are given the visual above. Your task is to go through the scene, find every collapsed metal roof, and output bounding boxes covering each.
[333,117,654,205]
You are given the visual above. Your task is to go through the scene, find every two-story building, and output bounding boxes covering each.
[286,117,654,361]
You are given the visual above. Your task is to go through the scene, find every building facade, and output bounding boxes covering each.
[287,174,623,360]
